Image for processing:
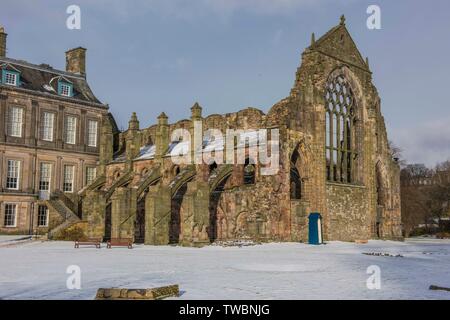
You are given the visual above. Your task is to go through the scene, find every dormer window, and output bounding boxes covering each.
[58,81,73,97]
[2,70,20,86]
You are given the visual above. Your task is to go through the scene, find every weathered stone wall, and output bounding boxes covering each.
[326,183,371,241]
[82,17,402,245]
[83,190,107,238]
[212,179,288,241]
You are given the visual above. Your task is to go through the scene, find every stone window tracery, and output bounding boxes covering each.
[325,74,357,183]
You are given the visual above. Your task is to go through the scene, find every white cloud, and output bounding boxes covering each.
[391,116,450,167]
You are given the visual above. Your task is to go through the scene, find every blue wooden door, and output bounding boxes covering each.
[308,212,323,245]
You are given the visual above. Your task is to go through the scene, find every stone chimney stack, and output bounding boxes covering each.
[65,47,86,76]
[0,26,7,58]
[190,102,203,164]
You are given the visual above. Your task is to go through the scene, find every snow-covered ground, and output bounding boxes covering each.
[1,237,449,300]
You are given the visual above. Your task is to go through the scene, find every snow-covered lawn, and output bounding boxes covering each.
[1,238,449,300]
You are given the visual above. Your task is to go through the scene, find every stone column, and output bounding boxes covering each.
[84,190,107,238]
[155,113,169,161]
[29,152,36,194]
[190,102,202,165]
[78,159,85,191]
[55,156,62,191]
[179,180,210,247]
[144,184,171,245]
[0,151,3,191]
[367,107,378,239]
[26,101,38,146]
[98,114,114,176]
[56,105,65,149]
[0,94,7,142]
[125,112,140,162]
[110,187,137,239]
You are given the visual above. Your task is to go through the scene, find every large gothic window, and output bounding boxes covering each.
[325,74,357,183]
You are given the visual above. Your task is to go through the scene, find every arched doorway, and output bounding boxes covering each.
[134,189,147,244]
[209,176,230,242]
[170,183,189,244]
[208,164,232,242]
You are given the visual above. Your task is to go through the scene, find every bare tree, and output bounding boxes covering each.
[400,163,433,236]
[428,160,450,230]
[388,140,406,167]
[401,185,431,236]
[401,163,432,178]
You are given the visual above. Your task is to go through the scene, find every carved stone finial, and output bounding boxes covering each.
[157,112,168,125]
[340,15,346,25]
[365,57,369,67]
[128,112,139,130]
[311,32,315,46]
[191,102,202,119]
[191,102,202,111]
[158,112,168,119]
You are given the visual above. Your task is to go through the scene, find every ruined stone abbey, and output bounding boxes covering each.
[0,17,402,245]
[82,17,402,245]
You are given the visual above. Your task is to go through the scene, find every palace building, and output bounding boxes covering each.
[0,25,117,236]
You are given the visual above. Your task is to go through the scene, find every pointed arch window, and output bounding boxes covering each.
[209,162,217,173]
[290,149,302,200]
[325,74,357,183]
[290,167,302,200]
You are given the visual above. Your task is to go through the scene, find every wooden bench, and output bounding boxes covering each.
[107,238,133,249]
[74,238,101,249]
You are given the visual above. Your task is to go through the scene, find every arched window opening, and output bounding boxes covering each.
[290,149,302,200]
[244,158,255,185]
[325,74,357,183]
[376,165,384,206]
[290,168,302,200]
[209,162,217,173]
[141,167,149,176]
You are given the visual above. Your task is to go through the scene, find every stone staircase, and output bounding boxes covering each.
[47,197,81,239]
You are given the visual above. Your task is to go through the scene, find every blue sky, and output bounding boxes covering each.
[1,0,450,166]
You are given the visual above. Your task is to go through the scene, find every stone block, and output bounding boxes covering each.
[95,285,179,300]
